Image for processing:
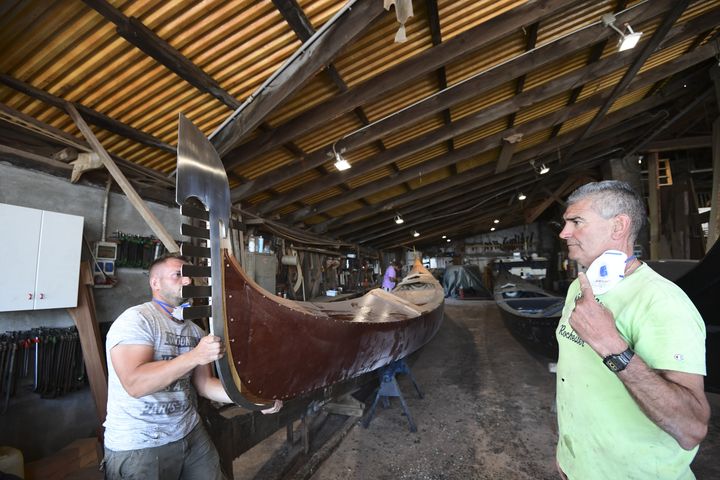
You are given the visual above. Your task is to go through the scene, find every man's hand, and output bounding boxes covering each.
[569,272,628,357]
[192,335,226,366]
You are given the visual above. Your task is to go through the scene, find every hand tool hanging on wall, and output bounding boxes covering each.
[1,341,17,414]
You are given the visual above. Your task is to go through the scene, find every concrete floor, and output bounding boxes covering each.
[234,299,720,480]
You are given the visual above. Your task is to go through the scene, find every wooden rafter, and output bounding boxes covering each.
[265,37,716,221]
[566,0,690,155]
[82,0,241,110]
[0,100,175,188]
[523,175,593,224]
[645,136,711,151]
[272,0,389,207]
[232,0,683,205]
[0,74,175,154]
[211,0,385,156]
[65,103,180,252]
[319,105,673,239]
[222,0,581,171]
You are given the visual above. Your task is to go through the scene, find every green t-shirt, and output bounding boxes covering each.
[556,264,706,480]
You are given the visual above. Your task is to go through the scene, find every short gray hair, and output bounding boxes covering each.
[567,180,646,243]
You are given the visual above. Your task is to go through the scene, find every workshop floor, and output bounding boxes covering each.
[234,299,720,480]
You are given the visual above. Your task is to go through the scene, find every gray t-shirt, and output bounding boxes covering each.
[103,301,204,451]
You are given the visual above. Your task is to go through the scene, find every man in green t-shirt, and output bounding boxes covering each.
[555,180,710,479]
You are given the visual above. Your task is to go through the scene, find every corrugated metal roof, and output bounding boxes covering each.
[1,0,718,248]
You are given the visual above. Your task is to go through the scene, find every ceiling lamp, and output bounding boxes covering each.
[602,13,642,52]
[394,214,404,225]
[441,235,447,239]
[518,192,527,201]
[493,219,500,224]
[412,230,420,238]
[530,159,549,175]
[446,238,451,242]
[490,227,496,232]
[332,143,351,171]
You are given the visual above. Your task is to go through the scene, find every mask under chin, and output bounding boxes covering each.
[585,250,628,295]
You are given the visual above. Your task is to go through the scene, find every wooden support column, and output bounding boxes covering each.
[647,151,661,260]
[65,103,180,253]
[67,262,108,428]
[709,118,720,251]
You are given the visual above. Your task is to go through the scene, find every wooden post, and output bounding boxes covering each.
[707,118,720,252]
[65,102,180,253]
[67,262,108,428]
[647,152,661,260]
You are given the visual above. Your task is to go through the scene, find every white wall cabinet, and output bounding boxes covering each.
[0,203,84,312]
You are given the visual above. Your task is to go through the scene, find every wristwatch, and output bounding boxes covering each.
[602,347,635,372]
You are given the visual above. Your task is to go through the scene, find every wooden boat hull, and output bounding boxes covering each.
[673,241,720,393]
[223,251,444,400]
[494,273,563,360]
[175,114,444,408]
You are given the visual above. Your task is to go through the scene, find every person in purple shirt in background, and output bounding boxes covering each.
[382,261,400,291]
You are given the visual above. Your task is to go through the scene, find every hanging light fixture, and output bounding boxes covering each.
[493,219,500,224]
[332,143,351,171]
[531,159,550,175]
[412,230,420,238]
[446,238,451,243]
[490,227,496,232]
[441,235,447,239]
[518,192,527,201]
[602,13,642,52]
[394,214,404,225]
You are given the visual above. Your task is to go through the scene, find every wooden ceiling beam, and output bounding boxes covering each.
[272,0,348,95]
[275,41,714,221]
[322,112,663,239]
[211,0,385,156]
[625,88,714,158]
[0,100,175,188]
[368,158,610,249]
[66,103,180,252]
[358,196,516,246]
[0,74,175,154]
[523,175,593,224]
[370,189,546,249]
[645,136,712,151]
[223,0,583,170]
[566,0,690,155]
[347,175,539,244]
[0,102,91,153]
[425,0,456,172]
[0,143,73,173]
[507,22,538,128]
[230,0,695,203]
[82,0,241,110]
[272,0,392,194]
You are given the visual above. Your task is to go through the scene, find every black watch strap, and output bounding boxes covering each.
[603,347,634,373]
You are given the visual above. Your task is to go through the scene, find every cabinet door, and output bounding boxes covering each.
[0,203,43,311]
[34,210,84,310]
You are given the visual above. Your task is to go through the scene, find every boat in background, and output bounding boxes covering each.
[493,271,564,360]
[670,242,720,393]
[175,115,445,410]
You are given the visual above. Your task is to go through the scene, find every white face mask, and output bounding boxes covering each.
[585,250,628,295]
[171,302,191,320]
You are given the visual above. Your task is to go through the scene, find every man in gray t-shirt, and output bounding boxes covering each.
[102,254,232,479]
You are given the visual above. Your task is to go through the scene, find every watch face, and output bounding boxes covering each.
[603,349,634,372]
[604,357,622,372]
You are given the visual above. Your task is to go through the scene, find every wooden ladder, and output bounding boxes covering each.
[657,158,673,187]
